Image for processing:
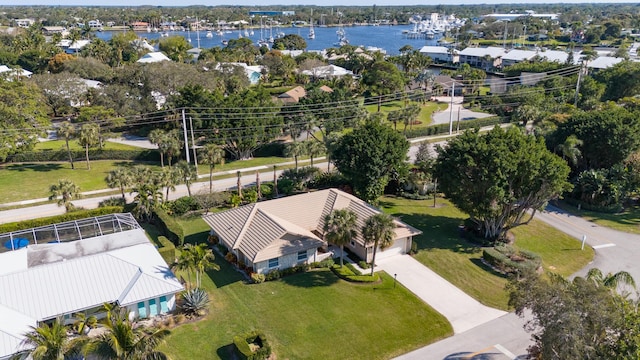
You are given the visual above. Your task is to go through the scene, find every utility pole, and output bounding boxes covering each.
[189,116,198,175]
[449,82,455,135]
[181,109,190,163]
[574,61,584,107]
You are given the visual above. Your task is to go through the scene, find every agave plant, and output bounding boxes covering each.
[180,288,210,317]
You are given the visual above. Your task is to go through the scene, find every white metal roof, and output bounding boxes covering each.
[137,51,171,63]
[588,56,624,69]
[419,46,451,55]
[502,49,537,62]
[459,46,506,58]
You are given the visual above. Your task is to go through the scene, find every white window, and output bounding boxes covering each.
[268,258,279,269]
[297,250,307,261]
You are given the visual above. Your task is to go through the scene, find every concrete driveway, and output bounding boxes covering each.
[431,96,494,125]
[376,255,506,334]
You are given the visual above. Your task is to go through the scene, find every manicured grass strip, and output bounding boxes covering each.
[365,100,448,129]
[379,196,594,310]
[553,200,640,235]
[161,217,452,360]
[0,160,162,204]
[34,140,139,151]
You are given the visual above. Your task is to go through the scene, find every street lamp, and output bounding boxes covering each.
[394,273,397,288]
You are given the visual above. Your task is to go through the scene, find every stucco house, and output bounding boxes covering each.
[202,189,421,275]
[0,213,183,360]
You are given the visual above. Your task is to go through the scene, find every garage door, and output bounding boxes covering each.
[376,238,406,260]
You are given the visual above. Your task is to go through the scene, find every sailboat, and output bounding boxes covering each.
[334,18,348,46]
[308,15,315,39]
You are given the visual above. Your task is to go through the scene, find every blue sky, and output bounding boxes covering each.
[1,0,638,6]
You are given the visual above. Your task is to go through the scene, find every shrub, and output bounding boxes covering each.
[403,116,506,139]
[345,262,362,276]
[279,166,321,191]
[308,171,349,190]
[0,206,124,233]
[358,260,371,269]
[225,252,237,264]
[166,196,199,216]
[251,273,266,284]
[179,288,210,318]
[216,243,229,255]
[276,178,295,195]
[233,330,272,360]
[7,149,160,163]
[156,236,176,265]
[482,246,541,277]
[154,208,185,246]
[265,269,281,281]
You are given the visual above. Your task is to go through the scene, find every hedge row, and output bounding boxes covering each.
[156,235,176,265]
[154,208,185,246]
[7,149,160,163]
[0,206,125,234]
[404,116,506,139]
[233,330,272,360]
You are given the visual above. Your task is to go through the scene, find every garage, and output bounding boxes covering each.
[375,237,407,260]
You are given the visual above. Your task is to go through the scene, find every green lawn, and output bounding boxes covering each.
[0,160,162,203]
[161,218,452,360]
[34,140,139,151]
[552,200,640,235]
[379,196,594,310]
[365,100,448,129]
[196,156,299,175]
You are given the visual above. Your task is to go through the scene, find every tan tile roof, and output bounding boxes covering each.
[202,189,422,261]
[278,86,306,103]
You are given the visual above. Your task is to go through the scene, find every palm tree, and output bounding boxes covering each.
[189,243,219,288]
[131,183,162,222]
[305,140,326,167]
[362,213,396,276]
[586,268,636,290]
[49,179,81,212]
[174,246,195,290]
[175,161,198,197]
[159,166,180,201]
[323,209,358,267]
[148,129,166,167]
[284,141,305,170]
[164,130,182,166]
[84,307,169,360]
[556,135,584,167]
[17,318,83,360]
[57,121,76,170]
[77,123,100,170]
[200,144,225,193]
[106,167,132,199]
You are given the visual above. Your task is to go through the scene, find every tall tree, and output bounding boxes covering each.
[200,144,225,193]
[362,213,396,276]
[284,141,306,170]
[159,166,181,201]
[57,121,76,170]
[148,129,167,167]
[332,120,409,202]
[106,167,132,199]
[77,123,100,170]
[158,35,192,62]
[323,209,358,267]
[49,179,81,212]
[434,126,571,241]
[361,60,406,112]
[17,318,83,360]
[131,183,162,222]
[305,140,326,167]
[186,243,219,288]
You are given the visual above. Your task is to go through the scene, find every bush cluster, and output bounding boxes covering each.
[0,206,124,233]
[263,263,311,282]
[164,196,199,216]
[563,196,623,214]
[233,330,272,360]
[310,258,334,268]
[331,263,380,283]
[251,273,266,284]
[482,244,541,277]
[154,209,185,246]
[357,260,371,269]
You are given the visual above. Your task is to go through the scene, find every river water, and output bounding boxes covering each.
[95,24,443,56]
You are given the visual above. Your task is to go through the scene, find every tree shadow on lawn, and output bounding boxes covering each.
[4,163,64,172]
[280,269,339,288]
[184,231,209,245]
[469,258,508,279]
[205,257,244,289]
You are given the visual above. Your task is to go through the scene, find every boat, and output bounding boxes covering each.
[308,15,315,39]
[222,40,228,46]
[206,31,213,38]
[160,31,169,38]
[244,29,249,37]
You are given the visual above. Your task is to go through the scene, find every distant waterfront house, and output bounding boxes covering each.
[459,46,505,70]
[0,213,183,360]
[301,64,353,79]
[137,51,171,63]
[0,65,32,80]
[215,62,263,84]
[203,189,421,275]
[131,21,149,31]
[15,18,35,28]
[419,45,458,64]
[42,26,67,36]
[586,56,624,72]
